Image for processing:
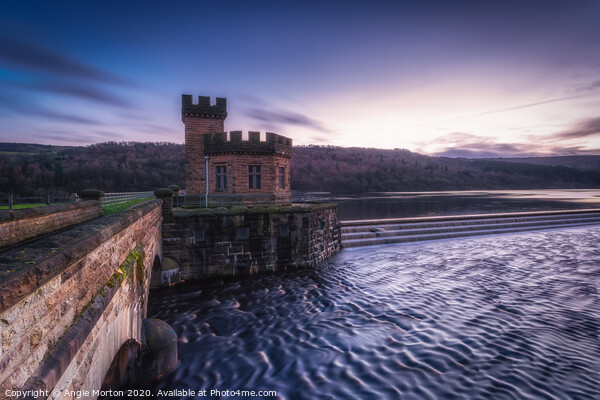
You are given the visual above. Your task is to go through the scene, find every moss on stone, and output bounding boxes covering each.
[230,205,248,214]
[135,249,146,287]
[171,202,337,218]
[161,257,179,271]
[154,188,174,196]
[210,268,233,278]
[78,189,105,199]
[309,202,338,212]
[247,206,268,214]
[212,207,230,215]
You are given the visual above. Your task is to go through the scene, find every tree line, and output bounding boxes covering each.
[1,142,599,196]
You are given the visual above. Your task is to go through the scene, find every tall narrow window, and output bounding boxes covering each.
[249,165,262,189]
[278,167,285,189]
[193,229,205,243]
[216,166,227,190]
[238,226,250,239]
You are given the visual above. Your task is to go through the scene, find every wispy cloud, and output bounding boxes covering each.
[3,79,133,108]
[0,93,101,125]
[471,94,594,118]
[429,123,600,158]
[33,128,123,145]
[34,110,100,125]
[429,132,541,158]
[0,35,131,86]
[575,79,600,93]
[245,106,331,133]
[550,116,600,140]
[137,123,178,135]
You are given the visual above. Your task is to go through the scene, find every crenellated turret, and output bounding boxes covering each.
[181,95,227,122]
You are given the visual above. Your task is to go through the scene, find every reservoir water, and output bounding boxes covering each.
[334,189,600,220]
[139,190,600,399]
[146,234,599,398]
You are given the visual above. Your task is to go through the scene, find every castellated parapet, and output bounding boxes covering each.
[203,131,292,158]
[181,94,227,121]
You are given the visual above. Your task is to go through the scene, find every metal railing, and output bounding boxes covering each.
[1,190,331,210]
[173,193,293,208]
[102,191,155,205]
[0,195,73,210]
[291,192,332,203]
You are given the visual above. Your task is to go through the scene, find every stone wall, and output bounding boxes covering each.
[162,204,340,280]
[0,200,162,398]
[0,201,102,250]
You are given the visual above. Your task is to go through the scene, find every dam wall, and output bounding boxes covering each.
[161,203,340,280]
[0,200,162,399]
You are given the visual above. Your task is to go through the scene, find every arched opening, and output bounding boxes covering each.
[150,255,162,288]
[101,339,140,391]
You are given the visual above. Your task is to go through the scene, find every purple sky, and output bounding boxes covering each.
[1,0,599,157]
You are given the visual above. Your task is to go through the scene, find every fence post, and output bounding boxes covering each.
[154,188,174,216]
[46,194,51,205]
[8,194,13,210]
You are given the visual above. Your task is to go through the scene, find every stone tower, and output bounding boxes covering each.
[182,94,292,205]
[181,94,228,195]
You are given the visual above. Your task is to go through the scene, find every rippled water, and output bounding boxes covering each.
[146,226,600,400]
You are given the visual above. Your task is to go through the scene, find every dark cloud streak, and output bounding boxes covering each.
[245,107,331,133]
[551,117,600,140]
[34,110,99,125]
[3,80,133,108]
[0,93,101,125]
[431,132,542,158]
[0,35,131,86]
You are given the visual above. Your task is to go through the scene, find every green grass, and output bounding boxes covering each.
[102,196,155,216]
[172,202,337,217]
[0,203,49,210]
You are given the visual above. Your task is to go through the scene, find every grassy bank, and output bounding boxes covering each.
[0,203,49,210]
[102,197,155,216]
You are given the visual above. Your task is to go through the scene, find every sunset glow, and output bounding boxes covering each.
[1,0,599,157]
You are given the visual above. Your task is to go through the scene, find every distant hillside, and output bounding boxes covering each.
[0,142,185,196]
[291,146,600,193]
[1,142,599,196]
[492,155,600,171]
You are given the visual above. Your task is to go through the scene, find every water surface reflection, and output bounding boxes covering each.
[335,189,600,220]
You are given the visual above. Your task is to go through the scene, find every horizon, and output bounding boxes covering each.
[1,1,599,157]
[6,139,600,162]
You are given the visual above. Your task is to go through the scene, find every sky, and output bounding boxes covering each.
[0,0,599,157]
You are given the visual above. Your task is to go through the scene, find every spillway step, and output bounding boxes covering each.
[340,209,600,248]
[340,212,600,234]
[341,216,600,241]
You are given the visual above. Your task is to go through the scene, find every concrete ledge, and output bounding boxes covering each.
[172,202,337,218]
[0,201,102,249]
[0,200,161,314]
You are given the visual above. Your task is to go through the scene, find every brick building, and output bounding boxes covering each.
[182,94,292,204]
